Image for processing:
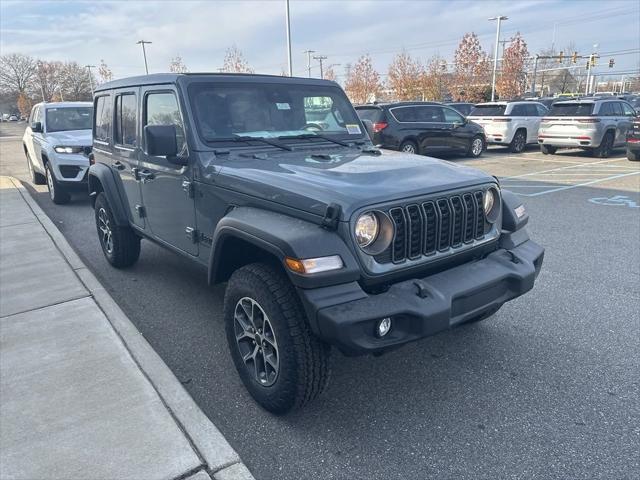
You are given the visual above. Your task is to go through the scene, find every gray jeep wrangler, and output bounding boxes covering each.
[89,73,544,413]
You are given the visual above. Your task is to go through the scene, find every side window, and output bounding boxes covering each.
[611,102,624,116]
[94,95,112,142]
[391,107,417,122]
[621,102,636,116]
[145,92,186,155]
[536,104,548,116]
[115,94,137,147]
[598,102,614,116]
[415,106,444,122]
[525,104,540,116]
[510,104,526,116]
[442,107,464,123]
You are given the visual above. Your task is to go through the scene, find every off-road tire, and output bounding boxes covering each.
[45,162,70,204]
[467,135,485,158]
[94,192,140,268]
[626,148,640,161]
[509,129,527,153]
[592,131,614,158]
[224,263,331,414]
[400,139,419,155]
[24,147,46,184]
[540,144,557,155]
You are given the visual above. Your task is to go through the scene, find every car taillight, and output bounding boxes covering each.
[372,122,388,133]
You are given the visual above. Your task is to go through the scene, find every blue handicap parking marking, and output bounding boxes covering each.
[588,195,639,208]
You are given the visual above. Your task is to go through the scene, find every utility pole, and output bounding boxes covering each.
[136,40,152,74]
[530,54,539,95]
[303,50,316,77]
[85,65,96,95]
[285,0,292,76]
[488,15,508,102]
[313,55,327,79]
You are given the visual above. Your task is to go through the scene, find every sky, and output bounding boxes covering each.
[1,0,639,81]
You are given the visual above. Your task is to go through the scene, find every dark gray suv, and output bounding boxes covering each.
[89,73,544,413]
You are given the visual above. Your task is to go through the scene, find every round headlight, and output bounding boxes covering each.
[483,189,495,214]
[355,212,379,248]
[483,187,500,223]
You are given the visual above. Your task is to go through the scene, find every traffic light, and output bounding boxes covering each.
[558,51,564,63]
[572,51,578,64]
[590,55,596,67]
[609,58,615,68]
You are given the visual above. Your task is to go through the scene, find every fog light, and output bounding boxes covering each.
[376,317,392,337]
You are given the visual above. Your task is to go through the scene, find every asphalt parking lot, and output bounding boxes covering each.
[2,121,639,479]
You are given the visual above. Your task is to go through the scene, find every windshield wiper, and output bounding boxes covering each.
[277,133,354,148]
[209,135,293,151]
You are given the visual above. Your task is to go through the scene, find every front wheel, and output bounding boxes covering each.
[540,144,557,155]
[467,135,485,158]
[509,129,527,153]
[224,263,331,414]
[94,192,141,268]
[45,163,70,204]
[626,148,640,161]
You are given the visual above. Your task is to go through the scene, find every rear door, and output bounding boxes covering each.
[113,88,144,228]
[619,102,636,143]
[139,87,197,255]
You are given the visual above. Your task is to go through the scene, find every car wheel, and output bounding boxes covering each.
[627,148,640,161]
[540,144,557,155]
[467,135,485,158]
[94,192,141,268]
[24,148,46,185]
[400,140,418,154]
[224,263,331,414]
[592,131,614,158]
[45,163,70,204]
[509,129,527,153]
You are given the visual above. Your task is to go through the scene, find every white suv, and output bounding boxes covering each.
[467,101,548,153]
[23,102,93,204]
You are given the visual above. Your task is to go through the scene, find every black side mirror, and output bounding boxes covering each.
[144,124,185,164]
[361,119,375,140]
[31,121,42,133]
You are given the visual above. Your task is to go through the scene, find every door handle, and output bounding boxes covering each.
[138,170,155,183]
[113,160,125,170]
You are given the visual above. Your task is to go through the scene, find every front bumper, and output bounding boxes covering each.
[50,152,90,185]
[301,239,544,355]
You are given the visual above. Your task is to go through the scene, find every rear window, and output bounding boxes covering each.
[548,103,594,116]
[469,105,506,116]
[355,107,383,123]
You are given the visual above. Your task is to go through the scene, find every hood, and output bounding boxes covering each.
[47,129,92,146]
[218,149,493,219]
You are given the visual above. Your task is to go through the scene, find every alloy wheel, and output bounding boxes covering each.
[97,207,114,254]
[514,133,525,152]
[46,167,55,200]
[402,143,416,153]
[234,297,279,387]
[471,138,483,156]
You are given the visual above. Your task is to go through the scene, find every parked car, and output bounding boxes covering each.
[8,114,18,121]
[537,98,636,157]
[22,101,93,204]
[446,102,475,116]
[467,101,549,153]
[354,102,486,158]
[89,73,544,413]
[626,116,640,161]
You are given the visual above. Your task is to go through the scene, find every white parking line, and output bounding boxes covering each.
[514,171,640,197]
[500,158,636,180]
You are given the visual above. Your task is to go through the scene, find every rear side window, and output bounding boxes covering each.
[94,95,112,142]
[612,103,624,116]
[469,105,506,116]
[509,104,527,116]
[391,106,418,122]
[415,106,444,122]
[145,92,186,155]
[598,102,616,116]
[115,94,137,147]
[548,103,594,116]
[355,108,383,123]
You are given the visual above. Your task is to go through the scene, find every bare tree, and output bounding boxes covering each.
[220,46,253,73]
[387,51,421,101]
[453,33,491,102]
[344,54,382,104]
[169,55,188,73]
[33,60,65,102]
[496,33,529,99]
[97,59,113,84]
[60,62,93,100]
[0,53,37,94]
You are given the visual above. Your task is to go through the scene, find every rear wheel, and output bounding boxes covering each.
[626,147,640,161]
[540,144,557,155]
[592,131,614,158]
[224,263,331,414]
[467,135,485,158]
[94,192,140,268]
[400,139,418,154]
[45,163,70,204]
[509,129,527,153]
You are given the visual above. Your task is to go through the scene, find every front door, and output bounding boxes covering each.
[139,87,197,255]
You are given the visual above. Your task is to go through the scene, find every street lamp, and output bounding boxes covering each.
[85,65,96,96]
[136,40,152,74]
[488,15,508,102]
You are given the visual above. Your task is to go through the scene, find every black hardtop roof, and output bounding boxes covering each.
[95,72,339,92]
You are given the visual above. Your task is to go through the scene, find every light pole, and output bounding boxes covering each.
[488,15,508,102]
[85,65,96,95]
[285,0,292,76]
[313,55,328,79]
[136,40,152,74]
[303,50,316,77]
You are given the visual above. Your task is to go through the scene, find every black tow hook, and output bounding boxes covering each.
[413,280,430,298]
[505,250,521,264]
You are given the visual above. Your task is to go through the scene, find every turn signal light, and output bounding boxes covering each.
[285,255,343,274]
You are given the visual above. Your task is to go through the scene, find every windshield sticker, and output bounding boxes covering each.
[276,102,291,110]
[346,124,361,135]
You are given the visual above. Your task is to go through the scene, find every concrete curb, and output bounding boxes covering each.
[9,177,255,480]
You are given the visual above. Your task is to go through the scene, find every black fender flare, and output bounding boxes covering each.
[208,207,361,289]
[88,163,129,226]
[499,189,531,250]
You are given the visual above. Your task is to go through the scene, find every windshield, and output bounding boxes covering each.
[189,82,364,142]
[46,107,92,132]
[469,105,506,116]
[548,103,594,116]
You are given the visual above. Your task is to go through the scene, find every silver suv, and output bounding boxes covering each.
[467,101,548,153]
[537,98,636,157]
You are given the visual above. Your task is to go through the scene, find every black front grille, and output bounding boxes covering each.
[59,165,81,178]
[374,190,487,264]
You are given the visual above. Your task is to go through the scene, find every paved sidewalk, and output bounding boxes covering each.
[0,176,253,480]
